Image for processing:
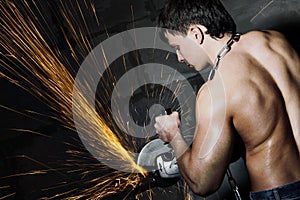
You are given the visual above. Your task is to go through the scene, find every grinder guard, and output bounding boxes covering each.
[137,138,181,178]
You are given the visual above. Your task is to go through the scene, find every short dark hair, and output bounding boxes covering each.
[158,0,236,39]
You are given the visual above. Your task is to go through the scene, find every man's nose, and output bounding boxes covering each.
[176,50,185,63]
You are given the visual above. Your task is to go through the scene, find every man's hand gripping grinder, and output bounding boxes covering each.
[136,108,181,189]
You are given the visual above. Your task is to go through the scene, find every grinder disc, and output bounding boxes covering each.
[137,138,172,172]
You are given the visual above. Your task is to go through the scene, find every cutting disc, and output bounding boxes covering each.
[137,138,172,172]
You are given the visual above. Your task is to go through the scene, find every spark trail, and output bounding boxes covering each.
[1,0,146,199]
[0,0,193,199]
[250,0,274,22]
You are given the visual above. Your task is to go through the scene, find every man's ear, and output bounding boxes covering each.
[188,25,204,45]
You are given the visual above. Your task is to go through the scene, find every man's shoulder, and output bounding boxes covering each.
[242,30,296,65]
[242,30,287,48]
[196,83,209,101]
[196,79,228,110]
[244,29,284,39]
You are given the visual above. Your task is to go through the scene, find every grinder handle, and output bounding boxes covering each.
[163,108,172,145]
[165,108,172,115]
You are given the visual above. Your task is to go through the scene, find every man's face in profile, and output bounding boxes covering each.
[164,30,210,71]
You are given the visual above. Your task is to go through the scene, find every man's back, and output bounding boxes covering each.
[219,30,300,191]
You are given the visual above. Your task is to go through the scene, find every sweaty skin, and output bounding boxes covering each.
[155,30,300,195]
[220,30,300,191]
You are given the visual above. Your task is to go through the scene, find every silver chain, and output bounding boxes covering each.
[207,33,242,200]
[207,33,241,81]
[227,168,242,200]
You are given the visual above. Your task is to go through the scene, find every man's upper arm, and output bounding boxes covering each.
[190,83,234,187]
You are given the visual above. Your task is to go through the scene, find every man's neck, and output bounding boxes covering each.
[202,34,232,63]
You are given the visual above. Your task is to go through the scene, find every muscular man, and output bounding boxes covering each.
[154,0,300,199]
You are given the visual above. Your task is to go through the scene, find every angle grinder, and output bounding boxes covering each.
[135,108,181,190]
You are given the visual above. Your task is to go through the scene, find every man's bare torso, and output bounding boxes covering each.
[218,30,300,191]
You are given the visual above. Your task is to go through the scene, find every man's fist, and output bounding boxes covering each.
[154,112,181,143]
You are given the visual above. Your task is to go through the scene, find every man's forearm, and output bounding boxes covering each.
[170,131,200,191]
[170,131,220,195]
[170,130,189,157]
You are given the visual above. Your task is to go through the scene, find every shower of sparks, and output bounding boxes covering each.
[250,0,274,22]
[0,0,195,199]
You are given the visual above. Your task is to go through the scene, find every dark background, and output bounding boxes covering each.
[1,0,300,199]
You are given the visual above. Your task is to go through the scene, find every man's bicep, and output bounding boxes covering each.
[192,86,213,157]
[192,84,234,172]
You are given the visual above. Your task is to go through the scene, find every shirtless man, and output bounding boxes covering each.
[154,0,300,199]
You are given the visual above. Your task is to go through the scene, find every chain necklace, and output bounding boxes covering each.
[227,168,242,200]
[206,32,243,200]
[207,33,241,81]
